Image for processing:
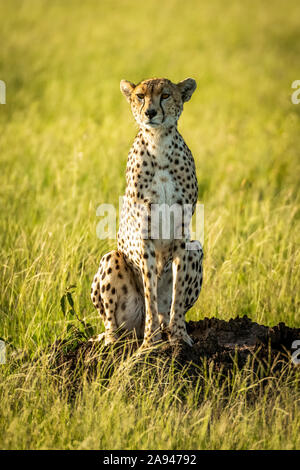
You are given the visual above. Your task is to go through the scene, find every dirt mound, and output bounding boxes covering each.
[52,315,299,382]
[185,315,299,369]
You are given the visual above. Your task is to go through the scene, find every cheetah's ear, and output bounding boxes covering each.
[120,80,136,102]
[177,78,197,102]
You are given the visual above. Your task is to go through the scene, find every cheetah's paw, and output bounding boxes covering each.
[169,332,194,347]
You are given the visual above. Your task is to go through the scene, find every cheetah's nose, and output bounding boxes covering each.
[145,109,157,119]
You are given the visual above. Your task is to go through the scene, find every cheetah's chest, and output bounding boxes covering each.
[150,168,177,206]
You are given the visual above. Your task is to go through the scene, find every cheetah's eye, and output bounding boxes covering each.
[136,94,145,100]
[161,93,170,100]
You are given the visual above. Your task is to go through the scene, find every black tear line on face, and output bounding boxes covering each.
[159,96,165,124]
[140,97,145,114]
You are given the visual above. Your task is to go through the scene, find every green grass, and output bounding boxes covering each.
[0,0,300,450]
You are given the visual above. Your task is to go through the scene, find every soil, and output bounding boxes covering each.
[52,315,300,383]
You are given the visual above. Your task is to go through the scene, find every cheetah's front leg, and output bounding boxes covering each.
[140,241,162,347]
[169,242,193,346]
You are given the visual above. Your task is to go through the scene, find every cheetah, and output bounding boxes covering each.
[91,77,203,347]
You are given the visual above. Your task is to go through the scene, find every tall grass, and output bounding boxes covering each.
[0,342,299,449]
[0,0,299,449]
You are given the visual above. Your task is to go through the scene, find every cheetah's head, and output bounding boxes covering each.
[120,77,196,130]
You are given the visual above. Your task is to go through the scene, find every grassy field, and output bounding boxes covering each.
[0,0,300,450]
